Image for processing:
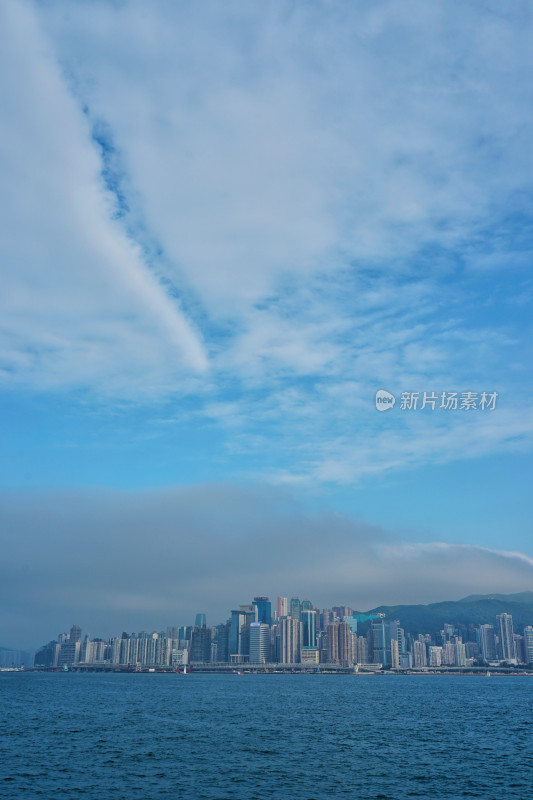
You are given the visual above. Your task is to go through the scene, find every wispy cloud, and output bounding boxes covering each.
[1,0,532,482]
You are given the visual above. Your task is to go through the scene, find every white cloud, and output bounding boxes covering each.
[1,0,532,480]
[0,0,207,396]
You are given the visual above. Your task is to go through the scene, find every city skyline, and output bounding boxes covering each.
[33,596,533,671]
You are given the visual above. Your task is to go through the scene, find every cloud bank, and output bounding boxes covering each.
[2,484,532,650]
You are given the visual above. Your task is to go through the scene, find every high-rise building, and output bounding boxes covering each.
[524,627,533,664]
[230,605,256,661]
[356,636,368,665]
[190,627,212,663]
[338,620,352,666]
[249,623,270,664]
[327,622,339,664]
[194,613,207,628]
[215,622,231,663]
[59,639,80,666]
[497,613,517,661]
[289,598,301,621]
[301,609,317,648]
[277,597,289,618]
[454,641,466,667]
[478,624,497,662]
[413,640,426,668]
[69,624,82,643]
[514,635,525,664]
[253,597,272,626]
[371,620,399,667]
[280,617,301,663]
[390,638,399,668]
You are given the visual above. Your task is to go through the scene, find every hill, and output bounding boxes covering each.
[362,593,533,636]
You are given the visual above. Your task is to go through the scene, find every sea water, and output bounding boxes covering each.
[1,672,532,799]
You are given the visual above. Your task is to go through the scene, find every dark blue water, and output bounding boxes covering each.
[1,673,532,799]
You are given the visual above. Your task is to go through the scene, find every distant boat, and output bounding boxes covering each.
[62,663,69,672]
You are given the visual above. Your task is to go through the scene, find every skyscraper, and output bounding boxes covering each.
[289,597,301,621]
[252,597,272,626]
[249,623,270,664]
[277,597,289,618]
[371,619,400,667]
[497,613,517,661]
[190,626,212,663]
[230,605,256,661]
[338,620,352,666]
[301,609,317,648]
[280,617,301,664]
[524,627,533,664]
[478,624,497,662]
[327,622,339,664]
[69,624,82,642]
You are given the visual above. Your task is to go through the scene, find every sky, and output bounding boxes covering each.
[1,0,533,651]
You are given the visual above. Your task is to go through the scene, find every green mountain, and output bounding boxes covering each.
[361,593,533,637]
[459,592,533,604]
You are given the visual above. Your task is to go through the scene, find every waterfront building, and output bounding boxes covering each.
[59,639,80,666]
[356,636,368,665]
[300,646,319,664]
[371,619,399,668]
[190,626,212,663]
[429,646,442,667]
[301,609,317,648]
[454,641,466,667]
[171,649,189,668]
[34,641,61,667]
[253,597,272,626]
[478,624,497,662]
[464,641,479,660]
[390,638,399,668]
[442,642,455,665]
[249,623,270,664]
[280,616,301,663]
[413,640,427,668]
[514,635,525,663]
[399,652,412,669]
[338,620,352,666]
[497,613,517,661]
[523,626,533,664]
[215,622,231,663]
[230,605,256,662]
[327,622,339,664]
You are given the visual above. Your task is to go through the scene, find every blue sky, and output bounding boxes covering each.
[1,0,533,648]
